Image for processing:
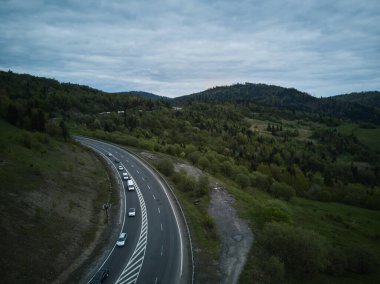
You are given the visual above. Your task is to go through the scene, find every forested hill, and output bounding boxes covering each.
[0,70,168,113]
[173,83,380,125]
[1,70,379,125]
[113,91,170,101]
[173,83,316,110]
[0,70,170,133]
[330,91,380,109]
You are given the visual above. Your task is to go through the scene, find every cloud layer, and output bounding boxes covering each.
[1,0,379,97]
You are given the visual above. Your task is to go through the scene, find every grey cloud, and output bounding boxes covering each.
[0,0,379,97]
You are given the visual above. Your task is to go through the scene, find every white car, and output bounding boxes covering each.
[118,166,123,171]
[128,208,136,217]
[116,232,127,247]
[127,180,135,191]
[122,173,129,180]
[108,153,112,157]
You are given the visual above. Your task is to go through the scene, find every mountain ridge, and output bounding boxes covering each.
[1,70,379,124]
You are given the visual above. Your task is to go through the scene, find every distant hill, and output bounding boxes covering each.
[113,91,170,101]
[330,91,380,109]
[1,70,379,125]
[173,83,317,111]
[172,83,380,125]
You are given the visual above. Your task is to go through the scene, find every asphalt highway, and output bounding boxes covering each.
[76,137,187,284]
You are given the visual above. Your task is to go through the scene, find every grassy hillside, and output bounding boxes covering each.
[2,70,380,283]
[0,119,111,283]
[235,184,380,283]
[336,122,380,153]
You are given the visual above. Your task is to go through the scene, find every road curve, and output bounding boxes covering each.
[76,137,191,284]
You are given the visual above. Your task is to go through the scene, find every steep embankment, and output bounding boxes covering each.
[0,119,113,283]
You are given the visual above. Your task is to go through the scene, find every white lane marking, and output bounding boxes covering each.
[115,174,148,284]
[129,152,184,277]
[81,139,149,284]
[161,245,163,256]
[161,223,163,231]
[75,140,127,284]
[153,194,156,200]
[81,138,184,281]
[147,185,150,190]
[137,170,139,174]
[155,277,158,284]
[158,207,160,214]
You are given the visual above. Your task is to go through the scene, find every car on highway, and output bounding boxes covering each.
[118,165,123,171]
[127,180,135,191]
[107,153,112,157]
[128,208,136,217]
[89,268,109,284]
[114,158,120,163]
[116,232,127,247]
[122,172,129,180]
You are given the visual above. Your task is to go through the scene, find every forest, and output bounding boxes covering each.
[1,70,380,283]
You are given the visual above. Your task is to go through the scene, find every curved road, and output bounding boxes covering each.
[76,137,190,284]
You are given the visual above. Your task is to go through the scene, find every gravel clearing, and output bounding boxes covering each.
[139,151,254,283]
[208,184,254,284]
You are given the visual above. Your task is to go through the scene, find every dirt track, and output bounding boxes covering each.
[208,185,254,284]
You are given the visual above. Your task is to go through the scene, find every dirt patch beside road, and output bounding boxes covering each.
[138,150,253,283]
[208,184,254,284]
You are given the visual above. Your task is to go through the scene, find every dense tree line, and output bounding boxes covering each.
[1,70,379,210]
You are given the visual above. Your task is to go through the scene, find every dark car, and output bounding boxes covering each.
[89,268,109,284]
[114,158,120,163]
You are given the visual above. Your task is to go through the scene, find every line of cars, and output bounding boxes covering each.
[89,152,138,283]
[113,153,137,248]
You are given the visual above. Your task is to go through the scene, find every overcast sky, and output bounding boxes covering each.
[1,0,379,97]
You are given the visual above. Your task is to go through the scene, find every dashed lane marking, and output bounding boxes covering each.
[115,175,148,284]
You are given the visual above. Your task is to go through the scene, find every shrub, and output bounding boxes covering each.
[198,156,210,170]
[157,158,174,176]
[236,173,250,189]
[262,256,285,284]
[197,175,209,197]
[260,222,329,275]
[251,171,272,191]
[261,200,293,225]
[269,181,295,201]
[346,246,378,274]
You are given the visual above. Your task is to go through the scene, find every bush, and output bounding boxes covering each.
[261,200,293,225]
[188,151,201,165]
[251,171,272,191]
[262,256,285,284]
[236,173,250,189]
[179,175,197,193]
[260,222,329,275]
[20,132,33,149]
[325,247,347,276]
[269,181,295,201]
[197,175,209,197]
[198,156,210,170]
[157,158,174,176]
[346,246,378,274]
